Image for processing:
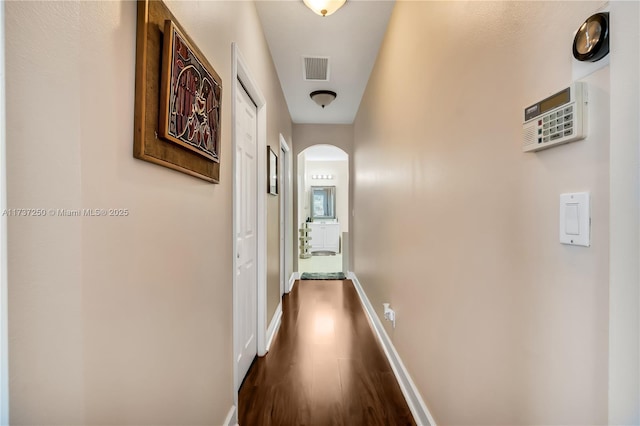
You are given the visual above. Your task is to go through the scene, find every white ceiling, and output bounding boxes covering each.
[255,0,395,124]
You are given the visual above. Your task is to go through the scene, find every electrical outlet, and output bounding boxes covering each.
[382,303,396,328]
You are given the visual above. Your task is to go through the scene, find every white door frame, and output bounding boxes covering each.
[0,2,9,422]
[608,2,640,423]
[232,42,268,410]
[279,134,292,295]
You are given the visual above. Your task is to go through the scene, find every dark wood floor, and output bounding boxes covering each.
[239,279,416,426]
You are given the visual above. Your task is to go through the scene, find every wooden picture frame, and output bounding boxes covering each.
[267,146,278,195]
[133,0,222,183]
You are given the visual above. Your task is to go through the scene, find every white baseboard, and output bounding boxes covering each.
[347,272,436,426]
[265,301,282,352]
[223,405,237,426]
[288,272,299,293]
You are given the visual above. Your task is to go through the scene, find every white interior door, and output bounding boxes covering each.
[235,83,258,387]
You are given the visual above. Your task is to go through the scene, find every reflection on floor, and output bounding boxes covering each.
[298,252,343,274]
[238,280,416,425]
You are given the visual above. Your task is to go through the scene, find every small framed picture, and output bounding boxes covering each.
[267,146,278,195]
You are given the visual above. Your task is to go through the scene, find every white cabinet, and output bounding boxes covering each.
[308,222,340,253]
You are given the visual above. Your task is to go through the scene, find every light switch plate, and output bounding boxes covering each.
[560,192,590,246]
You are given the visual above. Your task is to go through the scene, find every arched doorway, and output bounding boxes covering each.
[296,145,349,274]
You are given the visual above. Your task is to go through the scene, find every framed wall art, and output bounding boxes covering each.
[267,146,278,195]
[159,20,221,162]
[133,0,222,183]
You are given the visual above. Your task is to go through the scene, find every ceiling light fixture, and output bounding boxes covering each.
[310,90,337,108]
[303,0,346,17]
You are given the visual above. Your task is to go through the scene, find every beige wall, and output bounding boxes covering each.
[0,1,7,421]
[353,2,610,425]
[292,124,354,156]
[6,1,290,424]
[297,151,307,229]
[292,124,353,270]
[267,187,280,322]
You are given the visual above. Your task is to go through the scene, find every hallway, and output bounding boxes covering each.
[3,1,639,424]
[239,280,414,425]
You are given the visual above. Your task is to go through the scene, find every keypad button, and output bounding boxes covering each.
[538,129,542,135]
[557,116,564,124]
[538,120,543,126]
[543,136,550,142]
[551,133,562,140]
[556,126,563,132]
[564,130,572,136]
[565,113,573,121]
[550,112,556,119]
[550,120,557,126]
[565,106,573,114]
[564,121,572,129]
[543,116,550,123]
[538,138,542,143]
[543,129,549,136]
[543,123,549,129]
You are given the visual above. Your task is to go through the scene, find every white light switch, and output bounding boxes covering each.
[560,192,590,247]
[565,204,580,235]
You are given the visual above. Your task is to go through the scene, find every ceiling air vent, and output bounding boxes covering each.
[303,56,330,81]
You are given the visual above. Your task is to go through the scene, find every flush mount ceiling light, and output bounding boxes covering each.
[303,0,346,17]
[310,90,337,108]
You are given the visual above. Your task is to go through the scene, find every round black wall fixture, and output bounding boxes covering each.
[573,12,609,62]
